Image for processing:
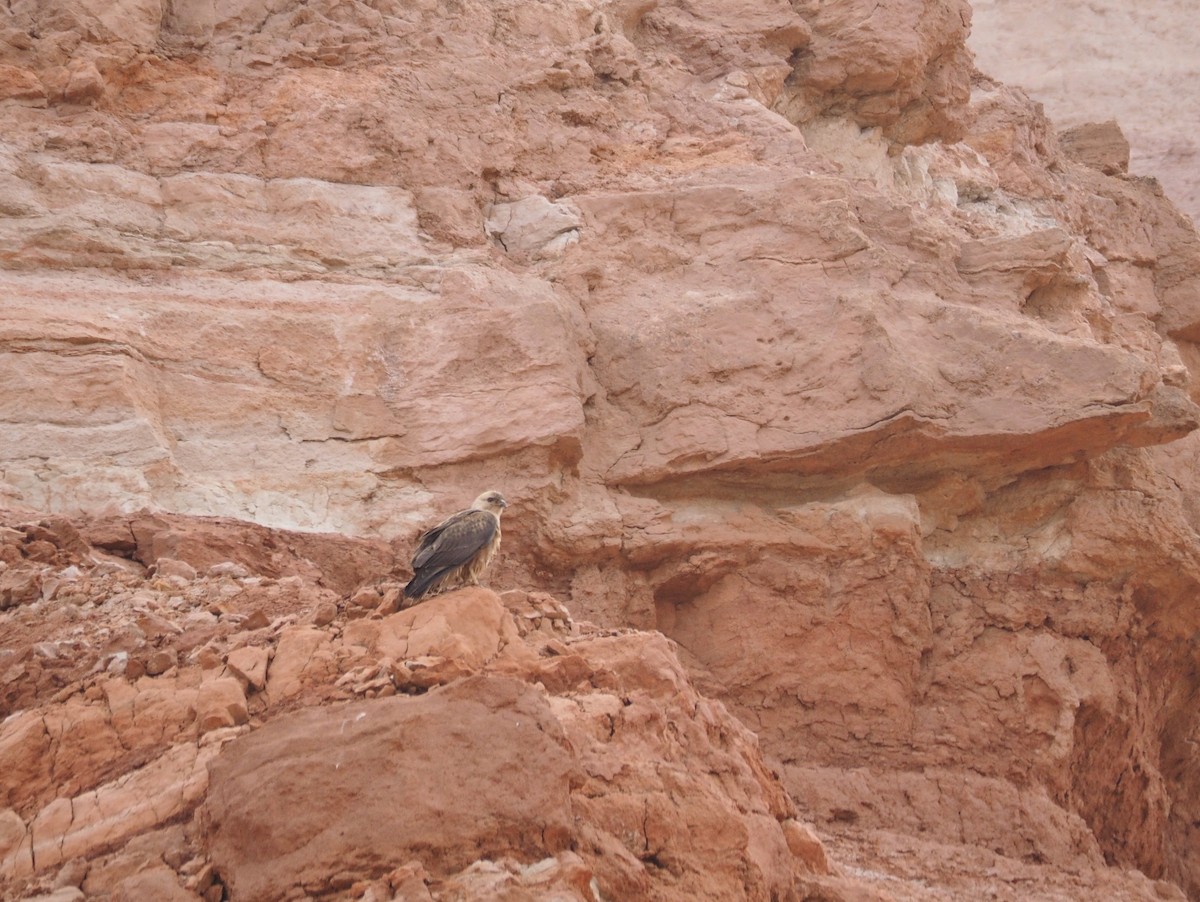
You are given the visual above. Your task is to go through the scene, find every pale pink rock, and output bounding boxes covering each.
[26,742,221,876]
[264,625,333,703]
[0,569,42,608]
[0,65,45,103]
[485,196,582,260]
[152,558,197,581]
[61,60,104,104]
[111,864,199,902]
[143,649,176,675]
[369,588,522,671]
[195,677,248,733]
[0,808,31,883]
[225,645,269,692]
[783,820,832,874]
[971,0,1200,223]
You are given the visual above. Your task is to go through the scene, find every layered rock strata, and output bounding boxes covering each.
[1,0,1200,898]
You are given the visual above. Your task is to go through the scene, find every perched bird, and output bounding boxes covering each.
[403,490,508,602]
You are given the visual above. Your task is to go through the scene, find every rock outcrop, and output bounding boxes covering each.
[971,0,1200,224]
[2,0,1200,899]
[0,510,833,900]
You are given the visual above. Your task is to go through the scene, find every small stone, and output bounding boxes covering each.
[226,645,270,691]
[153,558,197,581]
[782,819,831,875]
[185,862,215,892]
[311,600,338,626]
[179,857,207,878]
[106,652,130,675]
[208,561,251,579]
[388,660,414,687]
[62,60,104,104]
[52,856,89,889]
[0,569,42,608]
[351,587,382,608]
[144,650,177,676]
[204,884,224,902]
[241,609,270,631]
[388,862,433,901]
[378,587,402,615]
[193,646,224,670]
[25,540,58,562]
[0,526,24,546]
[197,677,249,733]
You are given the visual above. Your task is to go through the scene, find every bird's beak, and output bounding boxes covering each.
[500,499,509,509]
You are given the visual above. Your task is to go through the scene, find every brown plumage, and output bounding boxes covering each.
[403,490,507,602]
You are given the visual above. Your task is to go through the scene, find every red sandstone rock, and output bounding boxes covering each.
[224,645,269,692]
[205,676,577,901]
[0,0,1198,899]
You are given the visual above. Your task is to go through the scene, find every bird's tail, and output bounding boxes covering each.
[403,568,448,602]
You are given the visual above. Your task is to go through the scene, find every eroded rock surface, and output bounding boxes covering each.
[3,0,1200,899]
[0,511,827,900]
[971,0,1200,224]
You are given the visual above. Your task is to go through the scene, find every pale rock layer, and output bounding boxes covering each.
[971,0,1200,224]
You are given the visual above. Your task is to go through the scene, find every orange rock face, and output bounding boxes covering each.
[2,0,1200,900]
[0,516,822,900]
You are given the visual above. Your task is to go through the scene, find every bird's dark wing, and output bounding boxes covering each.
[411,509,497,571]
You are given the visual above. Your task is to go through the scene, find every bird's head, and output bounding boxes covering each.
[471,490,509,515]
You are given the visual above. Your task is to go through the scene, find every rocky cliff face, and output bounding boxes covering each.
[2,0,1200,900]
[971,0,1200,225]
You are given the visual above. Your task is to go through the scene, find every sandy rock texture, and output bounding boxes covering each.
[971,0,1200,224]
[3,0,1200,899]
[0,511,831,901]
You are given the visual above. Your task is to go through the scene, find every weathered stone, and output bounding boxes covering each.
[205,677,576,901]
[195,678,248,733]
[143,650,176,676]
[239,609,269,631]
[783,820,832,875]
[0,807,31,883]
[485,196,582,260]
[225,645,269,692]
[265,625,333,702]
[310,600,338,626]
[26,742,221,875]
[61,60,104,104]
[0,65,45,103]
[111,864,199,902]
[0,568,41,608]
[153,558,197,581]
[26,889,85,902]
[349,586,381,609]
[1059,120,1132,175]
[52,856,89,889]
